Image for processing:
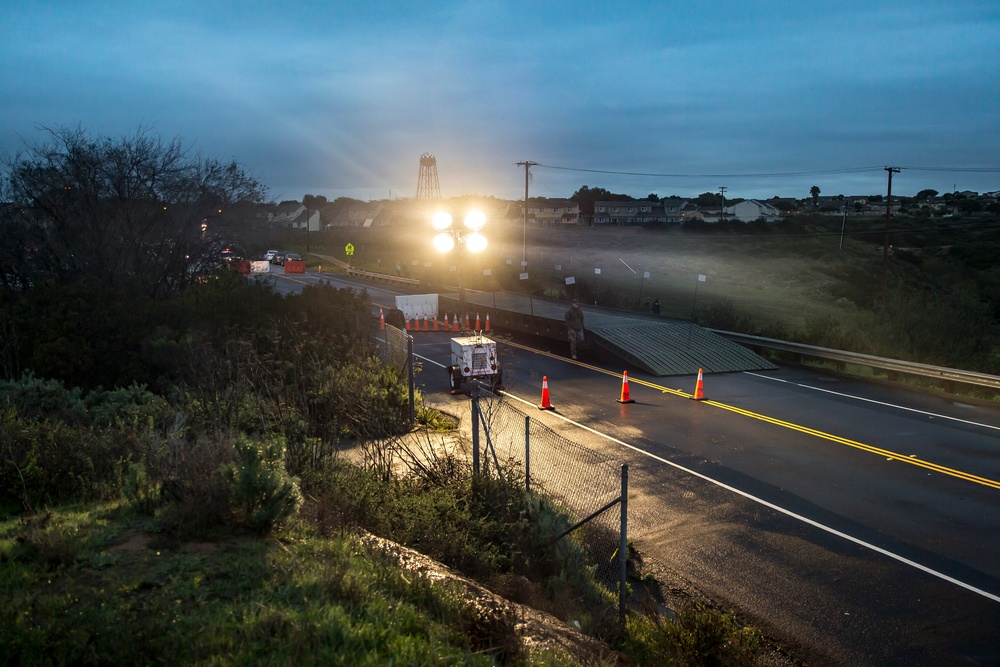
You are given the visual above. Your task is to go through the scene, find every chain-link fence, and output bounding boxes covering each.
[378,323,415,423]
[471,384,629,618]
[379,323,409,373]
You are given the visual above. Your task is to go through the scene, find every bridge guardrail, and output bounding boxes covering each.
[712,330,1000,391]
[346,267,421,286]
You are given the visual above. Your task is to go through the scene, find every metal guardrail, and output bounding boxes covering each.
[346,267,420,286]
[712,330,1000,391]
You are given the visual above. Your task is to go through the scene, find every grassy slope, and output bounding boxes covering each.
[523,226,877,328]
[0,503,583,666]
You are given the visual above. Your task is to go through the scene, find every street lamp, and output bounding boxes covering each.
[432,209,488,318]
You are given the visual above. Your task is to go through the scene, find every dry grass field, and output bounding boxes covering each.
[313,214,999,373]
[512,225,877,329]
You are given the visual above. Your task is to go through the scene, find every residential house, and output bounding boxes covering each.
[725,199,782,223]
[328,202,384,228]
[258,202,320,231]
[685,206,723,223]
[526,198,580,226]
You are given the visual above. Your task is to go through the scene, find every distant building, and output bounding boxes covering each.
[593,199,686,225]
[258,202,320,231]
[326,199,513,228]
[725,199,782,223]
[526,198,580,226]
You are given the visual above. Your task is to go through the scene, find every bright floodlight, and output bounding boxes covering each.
[432,211,453,230]
[463,210,486,231]
[466,232,488,253]
[433,232,455,253]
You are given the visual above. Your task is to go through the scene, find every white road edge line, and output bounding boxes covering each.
[502,388,1000,605]
[744,371,1000,432]
[416,351,1000,604]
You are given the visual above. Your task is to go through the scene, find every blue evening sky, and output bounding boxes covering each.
[3,0,999,202]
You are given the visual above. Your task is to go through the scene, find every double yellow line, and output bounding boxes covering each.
[505,341,1000,490]
[704,400,1000,490]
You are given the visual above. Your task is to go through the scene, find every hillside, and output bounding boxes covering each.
[316,214,1000,373]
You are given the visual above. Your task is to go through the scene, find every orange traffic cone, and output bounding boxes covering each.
[379,307,385,330]
[433,313,439,331]
[318,265,322,274]
[484,313,491,332]
[692,368,705,400]
[464,313,471,330]
[443,313,450,330]
[475,312,481,330]
[538,376,554,410]
[423,314,429,331]
[617,371,635,404]
[452,313,460,332]
[404,314,411,331]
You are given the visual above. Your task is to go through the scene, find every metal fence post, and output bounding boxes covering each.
[407,335,415,425]
[619,463,629,623]
[471,381,481,476]
[524,415,531,494]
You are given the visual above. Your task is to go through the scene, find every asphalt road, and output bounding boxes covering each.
[270,270,1000,666]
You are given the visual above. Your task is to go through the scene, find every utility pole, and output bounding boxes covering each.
[839,199,848,250]
[719,186,727,222]
[516,161,538,266]
[882,167,900,292]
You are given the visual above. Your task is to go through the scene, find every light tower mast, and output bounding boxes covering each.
[416,153,442,200]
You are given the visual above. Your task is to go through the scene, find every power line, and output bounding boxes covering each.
[651,221,1000,241]
[898,166,1000,173]
[535,163,1000,179]
[536,164,886,179]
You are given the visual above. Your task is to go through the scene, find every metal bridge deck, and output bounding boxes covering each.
[461,292,776,377]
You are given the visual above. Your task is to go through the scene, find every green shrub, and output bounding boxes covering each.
[121,462,161,515]
[221,435,302,534]
[623,601,763,666]
[0,372,88,425]
[416,404,457,431]
[305,359,412,441]
[84,384,173,431]
[154,435,234,535]
[0,409,135,508]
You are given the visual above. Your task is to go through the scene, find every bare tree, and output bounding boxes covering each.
[0,125,268,296]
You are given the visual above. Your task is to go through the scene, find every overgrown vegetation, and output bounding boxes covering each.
[0,273,768,664]
[0,129,790,662]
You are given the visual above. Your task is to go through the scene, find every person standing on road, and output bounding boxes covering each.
[652,298,660,315]
[564,299,585,360]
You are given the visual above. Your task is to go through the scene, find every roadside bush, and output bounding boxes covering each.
[301,453,615,631]
[0,374,173,432]
[305,359,412,442]
[623,601,763,666]
[0,411,127,509]
[695,298,756,333]
[84,384,174,431]
[121,462,161,516]
[0,372,88,425]
[221,435,302,534]
[154,434,234,535]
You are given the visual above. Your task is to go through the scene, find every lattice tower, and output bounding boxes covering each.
[416,153,442,200]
